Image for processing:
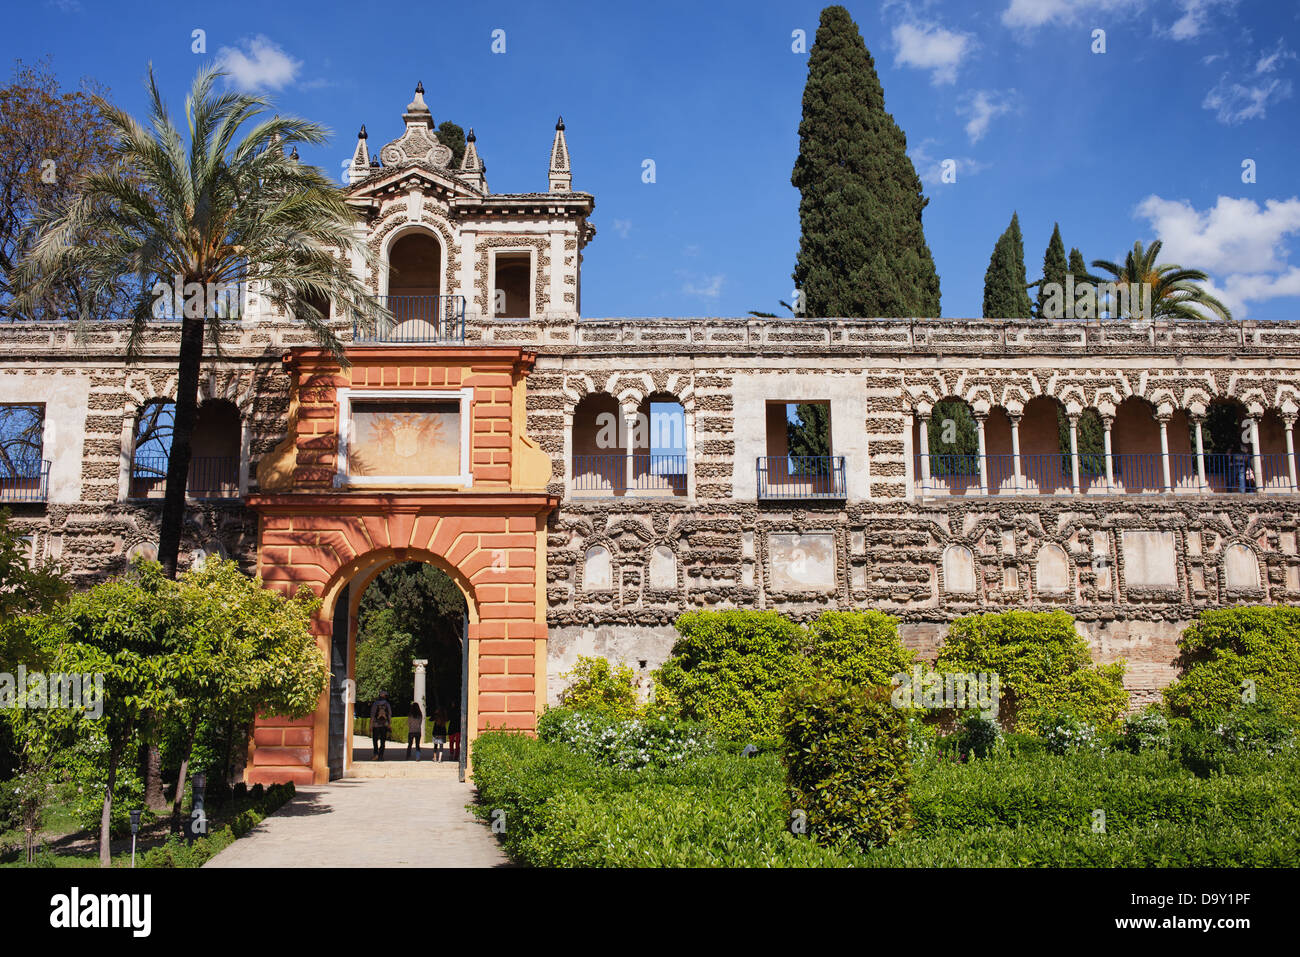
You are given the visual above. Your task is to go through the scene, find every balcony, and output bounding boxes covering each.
[757,455,846,500]
[0,460,50,503]
[919,451,1296,496]
[130,455,240,500]
[353,295,466,344]
[572,454,689,497]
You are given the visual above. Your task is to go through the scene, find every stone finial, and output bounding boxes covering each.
[289,145,299,161]
[549,116,571,192]
[346,124,370,185]
[403,81,433,129]
[459,127,487,193]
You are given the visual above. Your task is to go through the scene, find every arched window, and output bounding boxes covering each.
[130,398,241,500]
[634,393,687,497]
[922,398,979,495]
[0,403,47,502]
[1112,397,1162,493]
[572,393,624,496]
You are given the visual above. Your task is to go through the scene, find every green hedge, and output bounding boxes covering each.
[936,610,1128,730]
[655,610,915,741]
[781,677,912,850]
[1164,605,1300,722]
[470,729,1299,867]
[470,732,852,867]
[138,782,296,868]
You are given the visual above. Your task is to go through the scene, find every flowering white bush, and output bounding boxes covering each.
[537,708,713,770]
[1039,713,1100,755]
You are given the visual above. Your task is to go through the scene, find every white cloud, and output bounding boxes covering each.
[958,90,1016,144]
[908,140,990,187]
[892,21,975,85]
[1136,194,1300,317]
[1167,0,1237,41]
[680,272,724,299]
[612,219,632,239]
[1201,40,1294,123]
[215,35,303,93]
[1255,39,1296,74]
[1203,75,1292,123]
[1001,0,1144,30]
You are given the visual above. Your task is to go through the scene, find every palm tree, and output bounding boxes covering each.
[1090,240,1232,321]
[15,66,387,577]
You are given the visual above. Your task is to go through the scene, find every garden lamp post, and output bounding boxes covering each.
[129,810,142,868]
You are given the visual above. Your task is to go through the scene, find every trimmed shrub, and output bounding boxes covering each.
[1038,711,1101,755]
[1123,707,1172,753]
[936,610,1128,730]
[804,610,914,688]
[1164,606,1300,723]
[780,676,912,851]
[958,713,1001,758]
[655,611,810,741]
[557,656,641,718]
[536,707,712,770]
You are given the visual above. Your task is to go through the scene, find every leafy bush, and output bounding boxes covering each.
[140,782,295,868]
[1164,606,1300,723]
[557,656,641,718]
[1123,707,1172,753]
[936,610,1128,730]
[469,731,852,867]
[536,707,712,770]
[804,610,914,688]
[780,677,912,851]
[655,611,809,740]
[1038,712,1101,755]
[957,714,1001,758]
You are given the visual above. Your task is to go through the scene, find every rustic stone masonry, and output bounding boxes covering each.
[6,314,1300,723]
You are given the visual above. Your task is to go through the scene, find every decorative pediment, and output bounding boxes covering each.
[379,82,453,170]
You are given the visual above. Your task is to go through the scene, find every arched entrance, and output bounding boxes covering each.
[336,559,470,779]
[244,343,557,786]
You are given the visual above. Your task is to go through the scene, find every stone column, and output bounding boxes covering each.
[1068,413,1081,495]
[1285,415,1298,493]
[1158,414,1172,492]
[1009,413,1023,494]
[1249,416,1264,494]
[1193,415,1208,492]
[1102,415,1115,491]
[975,413,988,496]
[562,406,574,497]
[413,659,428,745]
[918,412,932,496]
[624,406,637,495]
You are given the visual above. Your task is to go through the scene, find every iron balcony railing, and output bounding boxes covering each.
[757,455,846,500]
[918,450,1295,496]
[130,455,240,500]
[353,295,466,344]
[0,460,51,503]
[572,454,688,496]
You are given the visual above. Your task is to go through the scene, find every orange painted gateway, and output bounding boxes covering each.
[244,346,557,785]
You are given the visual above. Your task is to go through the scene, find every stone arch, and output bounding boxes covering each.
[1221,540,1262,591]
[646,543,678,591]
[582,543,614,592]
[1035,542,1071,595]
[942,543,976,594]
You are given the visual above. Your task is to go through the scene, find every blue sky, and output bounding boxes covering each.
[6,0,1300,319]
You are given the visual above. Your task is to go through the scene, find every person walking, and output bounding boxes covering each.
[406,700,424,761]
[430,707,448,762]
[370,691,392,760]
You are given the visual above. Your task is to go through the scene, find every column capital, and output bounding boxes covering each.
[1100,413,1115,428]
[1006,412,1022,427]
[1285,414,1297,429]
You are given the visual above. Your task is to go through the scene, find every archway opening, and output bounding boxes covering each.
[385,232,445,336]
[347,561,468,769]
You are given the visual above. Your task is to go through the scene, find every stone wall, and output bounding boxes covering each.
[6,314,1300,711]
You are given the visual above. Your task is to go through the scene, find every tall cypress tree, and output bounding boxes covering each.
[791,5,940,318]
[1034,222,1068,319]
[982,212,1033,318]
[1068,247,1090,284]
